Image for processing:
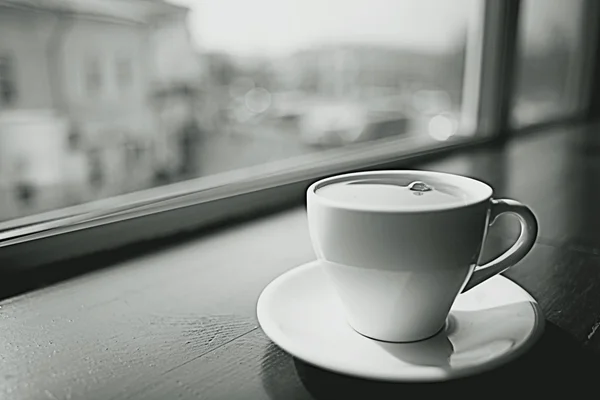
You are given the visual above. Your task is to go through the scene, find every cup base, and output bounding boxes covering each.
[348,318,450,343]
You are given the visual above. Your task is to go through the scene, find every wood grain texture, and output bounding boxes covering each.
[2,124,600,399]
[126,324,600,400]
[0,210,314,399]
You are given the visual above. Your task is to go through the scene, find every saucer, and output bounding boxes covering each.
[256,261,544,382]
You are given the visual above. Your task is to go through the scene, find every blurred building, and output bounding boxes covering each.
[278,44,465,105]
[271,44,466,146]
[0,0,200,217]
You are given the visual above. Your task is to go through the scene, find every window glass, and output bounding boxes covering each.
[0,0,476,222]
[512,0,586,127]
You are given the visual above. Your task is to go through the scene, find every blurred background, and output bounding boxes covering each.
[0,0,586,222]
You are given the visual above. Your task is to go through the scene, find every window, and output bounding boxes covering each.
[116,57,133,92]
[0,54,17,106]
[1,0,478,219]
[0,0,595,268]
[511,0,587,127]
[84,57,103,97]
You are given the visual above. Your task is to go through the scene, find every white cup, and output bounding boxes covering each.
[307,170,538,342]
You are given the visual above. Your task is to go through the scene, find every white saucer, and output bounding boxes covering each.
[257,261,545,382]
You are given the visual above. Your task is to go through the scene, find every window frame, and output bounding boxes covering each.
[573,0,600,120]
[0,0,596,270]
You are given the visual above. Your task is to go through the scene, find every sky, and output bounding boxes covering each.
[167,0,583,57]
[167,0,476,56]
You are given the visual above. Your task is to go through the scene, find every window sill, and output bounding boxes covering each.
[0,133,492,270]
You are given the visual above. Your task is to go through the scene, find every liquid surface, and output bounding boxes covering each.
[316,179,472,209]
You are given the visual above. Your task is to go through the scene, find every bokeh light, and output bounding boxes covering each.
[428,113,457,141]
[245,87,272,113]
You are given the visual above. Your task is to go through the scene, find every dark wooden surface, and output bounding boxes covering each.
[1,125,600,399]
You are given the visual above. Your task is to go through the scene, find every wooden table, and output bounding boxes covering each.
[1,125,599,399]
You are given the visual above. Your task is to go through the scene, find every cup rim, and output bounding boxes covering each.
[307,170,493,213]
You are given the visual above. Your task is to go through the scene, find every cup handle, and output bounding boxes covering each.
[462,199,538,293]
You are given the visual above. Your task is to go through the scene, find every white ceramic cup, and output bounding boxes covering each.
[307,170,538,342]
